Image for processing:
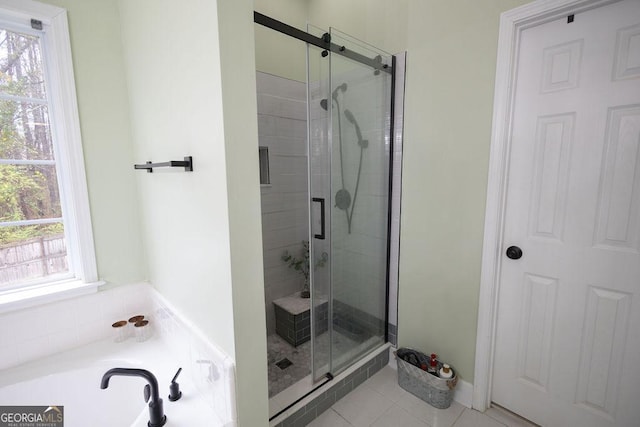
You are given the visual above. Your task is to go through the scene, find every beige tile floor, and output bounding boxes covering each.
[308,365,538,427]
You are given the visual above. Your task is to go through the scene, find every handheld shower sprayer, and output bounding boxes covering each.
[317,82,368,234]
[344,109,368,148]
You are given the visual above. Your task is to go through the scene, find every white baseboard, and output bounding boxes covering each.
[453,379,473,408]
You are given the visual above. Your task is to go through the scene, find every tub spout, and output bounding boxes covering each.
[100,368,166,427]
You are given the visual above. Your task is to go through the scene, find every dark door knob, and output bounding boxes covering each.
[506,246,523,260]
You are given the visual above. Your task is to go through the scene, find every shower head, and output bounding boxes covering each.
[344,109,365,146]
[332,82,348,100]
[320,83,348,111]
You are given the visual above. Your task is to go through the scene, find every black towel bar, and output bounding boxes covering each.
[134,156,193,173]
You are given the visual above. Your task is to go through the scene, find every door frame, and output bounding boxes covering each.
[472,0,621,412]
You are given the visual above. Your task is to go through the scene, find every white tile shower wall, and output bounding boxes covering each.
[257,72,310,335]
[150,289,236,426]
[329,64,392,321]
[0,283,153,371]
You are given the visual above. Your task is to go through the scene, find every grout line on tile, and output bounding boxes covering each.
[333,408,353,426]
[451,406,468,427]
[368,402,394,427]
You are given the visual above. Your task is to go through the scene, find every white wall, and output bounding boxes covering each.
[256,72,310,335]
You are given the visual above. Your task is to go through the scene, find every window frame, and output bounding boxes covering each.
[0,0,99,306]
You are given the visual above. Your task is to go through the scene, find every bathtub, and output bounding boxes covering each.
[0,336,223,426]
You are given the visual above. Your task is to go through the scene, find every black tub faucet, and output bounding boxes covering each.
[100,368,166,427]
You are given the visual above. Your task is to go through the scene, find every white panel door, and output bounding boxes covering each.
[492,1,640,426]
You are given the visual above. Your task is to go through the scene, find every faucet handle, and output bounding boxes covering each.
[171,367,182,383]
[144,384,151,403]
[168,367,182,401]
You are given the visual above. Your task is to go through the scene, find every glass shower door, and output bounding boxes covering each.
[327,28,392,374]
[309,27,393,380]
[308,24,332,382]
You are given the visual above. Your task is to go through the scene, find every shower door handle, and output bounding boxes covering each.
[312,197,325,240]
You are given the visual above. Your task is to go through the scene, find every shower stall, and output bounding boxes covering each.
[255,12,403,419]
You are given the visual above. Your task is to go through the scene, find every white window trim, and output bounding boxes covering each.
[0,0,100,308]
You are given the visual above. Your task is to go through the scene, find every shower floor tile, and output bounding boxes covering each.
[267,331,361,398]
[268,334,312,397]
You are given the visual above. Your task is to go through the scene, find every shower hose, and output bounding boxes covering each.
[331,85,367,234]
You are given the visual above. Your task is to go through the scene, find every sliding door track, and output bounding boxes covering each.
[268,373,334,422]
[254,12,392,74]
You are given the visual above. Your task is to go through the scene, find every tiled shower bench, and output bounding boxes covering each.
[273,292,327,347]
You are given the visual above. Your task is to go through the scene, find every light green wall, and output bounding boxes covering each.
[398,0,531,382]
[254,0,308,82]
[39,0,145,285]
[306,0,408,55]
[117,0,237,358]
[217,1,269,425]
[253,0,409,81]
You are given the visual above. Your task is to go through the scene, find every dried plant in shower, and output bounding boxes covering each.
[281,240,328,298]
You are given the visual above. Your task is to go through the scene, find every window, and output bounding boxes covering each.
[0,1,97,297]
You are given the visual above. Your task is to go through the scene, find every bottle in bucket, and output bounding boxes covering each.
[427,353,438,376]
[439,363,453,379]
